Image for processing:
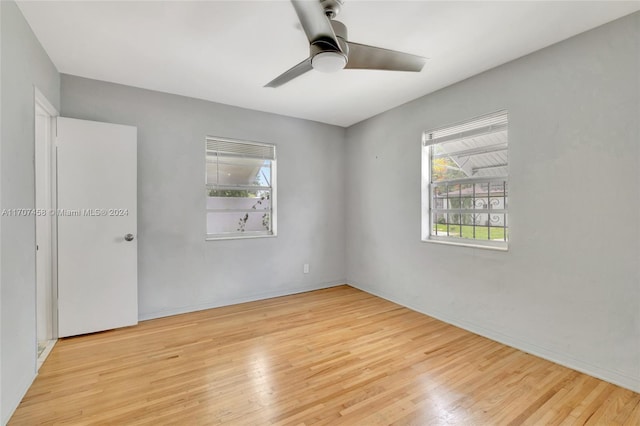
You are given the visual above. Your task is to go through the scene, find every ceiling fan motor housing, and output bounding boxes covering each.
[320,0,344,18]
[310,20,348,53]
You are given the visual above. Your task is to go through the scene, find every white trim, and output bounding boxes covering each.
[347,279,640,393]
[270,159,277,235]
[205,136,277,239]
[37,339,57,371]
[0,6,3,416]
[34,87,57,116]
[421,140,431,242]
[421,112,509,250]
[139,280,345,321]
[33,88,59,374]
[206,233,277,241]
[423,238,508,251]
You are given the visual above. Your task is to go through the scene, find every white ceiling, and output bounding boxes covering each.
[18,1,640,127]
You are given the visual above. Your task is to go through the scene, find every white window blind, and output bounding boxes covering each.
[423,110,508,146]
[206,139,276,160]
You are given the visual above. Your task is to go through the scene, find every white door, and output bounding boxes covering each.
[57,117,138,337]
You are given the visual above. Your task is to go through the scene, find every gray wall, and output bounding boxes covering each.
[345,12,640,392]
[0,1,60,423]
[60,75,347,320]
[2,4,639,423]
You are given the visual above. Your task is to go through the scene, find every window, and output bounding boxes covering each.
[422,111,508,249]
[206,137,276,239]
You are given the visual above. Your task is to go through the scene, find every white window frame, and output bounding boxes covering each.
[205,137,277,240]
[421,111,508,250]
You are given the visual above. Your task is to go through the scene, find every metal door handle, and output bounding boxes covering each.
[124,233,134,241]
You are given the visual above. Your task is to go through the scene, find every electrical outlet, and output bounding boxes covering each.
[303,263,310,274]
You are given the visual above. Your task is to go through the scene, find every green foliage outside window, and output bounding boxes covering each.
[208,188,256,198]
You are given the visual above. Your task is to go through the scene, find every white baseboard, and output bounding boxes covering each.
[139,280,346,321]
[347,279,640,394]
[37,339,57,371]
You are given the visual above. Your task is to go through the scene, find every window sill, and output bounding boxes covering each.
[206,233,277,241]
[422,238,508,251]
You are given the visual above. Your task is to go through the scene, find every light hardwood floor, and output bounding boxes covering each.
[10,285,640,425]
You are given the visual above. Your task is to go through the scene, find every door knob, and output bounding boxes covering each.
[124,233,134,241]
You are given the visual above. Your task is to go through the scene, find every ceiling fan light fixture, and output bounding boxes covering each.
[264,0,426,87]
[311,51,347,73]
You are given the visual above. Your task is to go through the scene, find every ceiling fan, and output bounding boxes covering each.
[265,0,426,88]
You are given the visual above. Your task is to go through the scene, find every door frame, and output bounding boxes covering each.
[34,87,58,368]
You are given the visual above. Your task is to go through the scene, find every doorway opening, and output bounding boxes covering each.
[35,88,58,369]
